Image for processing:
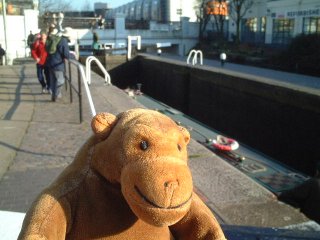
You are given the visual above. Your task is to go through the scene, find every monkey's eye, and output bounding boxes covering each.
[140,141,149,150]
[177,144,182,152]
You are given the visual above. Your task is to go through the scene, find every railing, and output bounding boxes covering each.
[127,35,141,60]
[65,59,97,123]
[187,50,203,66]
[85,56,111,85]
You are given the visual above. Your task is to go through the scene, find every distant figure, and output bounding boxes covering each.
[0,44,5,65]
[27,30,35,52]
[97,15,105,29]
[57,12,64,32]
[51,13,57,28]
[31,31,50,94]
[92,31,100,55]
[278,162,320,224]
[46,28,71,102]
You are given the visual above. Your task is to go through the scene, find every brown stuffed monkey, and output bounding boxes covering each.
[19,108,226,240]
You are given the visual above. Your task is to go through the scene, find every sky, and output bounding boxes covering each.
[71,0,132,10]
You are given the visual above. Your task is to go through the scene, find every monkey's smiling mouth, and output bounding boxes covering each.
[134,186,192,209]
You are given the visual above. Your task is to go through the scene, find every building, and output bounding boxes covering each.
[106,0,198,22]
[228,0,320,45]
[109,0,320,46]
[1,0,38,15]
[265,0,320,45]
[94,2,110,18]
[2,0,319,65]
[0,0,39,64]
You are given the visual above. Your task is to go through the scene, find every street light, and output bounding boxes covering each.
[220,52,226,67]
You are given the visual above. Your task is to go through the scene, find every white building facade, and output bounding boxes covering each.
[0,10,39,64]
[228,0,320,45]
[1,0,39,64]
[106,0,198,22]
[109,0,320,46]
[265,0,320,44]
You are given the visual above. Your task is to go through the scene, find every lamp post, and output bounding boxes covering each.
[1,0,8,65]
[206,0,229,66]
[220,52,226,67]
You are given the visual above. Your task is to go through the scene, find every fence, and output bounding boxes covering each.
[64,59,96,123]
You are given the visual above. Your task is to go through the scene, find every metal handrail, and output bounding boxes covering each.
[187,50,203,66]
[65,59,97,123]
[85,56,111,85]
[127,35,141,60]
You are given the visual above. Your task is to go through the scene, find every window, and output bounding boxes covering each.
[245,17,258,32]
[151,0,159,20]
[261,17,266,33]
[303,17,320,34]
[272,18,294,44]
[241,17,266,44]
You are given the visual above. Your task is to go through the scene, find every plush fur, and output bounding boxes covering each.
[19,108,226,240]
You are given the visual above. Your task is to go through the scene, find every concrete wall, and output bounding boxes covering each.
[110,55,320,176]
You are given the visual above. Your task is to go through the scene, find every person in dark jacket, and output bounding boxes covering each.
[0,44,5,65]
[278,162,320,223]
[27,31,34,50]
[46,28,71,102]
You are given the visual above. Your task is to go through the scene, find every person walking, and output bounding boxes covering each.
[27,31,34,55]
[45,28,71,102]
[92,31,100,55]
[97,15,105,29]
[31,31,50,93]
[0,44,5,65]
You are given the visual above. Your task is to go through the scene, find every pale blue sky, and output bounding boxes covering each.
[71,0,132,10]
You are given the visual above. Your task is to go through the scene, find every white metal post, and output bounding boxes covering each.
[127,35,141,60]
[2,0,8,65]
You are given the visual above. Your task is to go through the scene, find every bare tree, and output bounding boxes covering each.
[228,0,253,43]
[39,0,73,14]
[210,0,228,40]
[194,0,229,42]
[38,0,73,30]
[194,0,211,41]
[81,0,92,11]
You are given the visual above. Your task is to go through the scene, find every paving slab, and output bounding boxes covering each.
[0,120,29,180]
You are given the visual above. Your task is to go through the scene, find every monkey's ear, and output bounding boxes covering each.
[179,126,190,144]
[91,112,118,139]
